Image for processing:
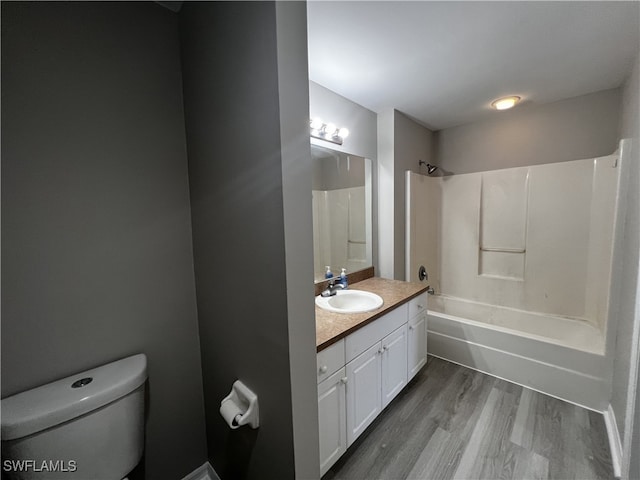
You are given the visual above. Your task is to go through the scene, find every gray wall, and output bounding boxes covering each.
[609,52,640,480]
[274,4,321,476]
[377,109,434,280]
[393,111,434,281]
[377,109,395,279]
[179,3,302,478]
[435,88,622,174]
[309,81,377,160]
[1,3,208,479]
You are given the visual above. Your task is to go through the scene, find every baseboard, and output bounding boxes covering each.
[181,462,220,480]
[603,405,623,478]
[428,329,608,412]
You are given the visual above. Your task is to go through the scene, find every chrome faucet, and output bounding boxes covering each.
[320,278,347,297]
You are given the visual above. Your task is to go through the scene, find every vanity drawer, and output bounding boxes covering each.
[345,304,408,363]
[408,293,428,319]
[317,339,346,384]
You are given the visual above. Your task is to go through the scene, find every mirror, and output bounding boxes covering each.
[311,145,372,283]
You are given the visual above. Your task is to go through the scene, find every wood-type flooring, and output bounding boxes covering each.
[324,356,613,480]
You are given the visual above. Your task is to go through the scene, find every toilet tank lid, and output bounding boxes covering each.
[1,353,147,441]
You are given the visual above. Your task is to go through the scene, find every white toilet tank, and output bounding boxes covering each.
[1,354,147,480]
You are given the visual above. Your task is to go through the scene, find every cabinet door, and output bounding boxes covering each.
[318,367,347,476]
[408,312,427,381]
[346,342,382,446]
[381,324,408,408]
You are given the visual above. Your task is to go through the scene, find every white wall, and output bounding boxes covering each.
[608,51,640,480]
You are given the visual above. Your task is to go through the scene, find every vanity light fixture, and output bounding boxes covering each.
[491,96,521,110]
[310,118,350,145]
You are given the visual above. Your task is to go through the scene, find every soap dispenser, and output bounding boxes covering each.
[339,268,348,288]
[325,266,334,279]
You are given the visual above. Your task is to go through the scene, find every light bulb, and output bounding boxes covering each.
[310,117,323,130]
[338,127,350,139]
[324,123,337,136]
[491,96,521,110]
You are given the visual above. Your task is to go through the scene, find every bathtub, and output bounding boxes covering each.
[426,294,609,411]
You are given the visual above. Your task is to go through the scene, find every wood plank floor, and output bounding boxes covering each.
[323,356,613,480]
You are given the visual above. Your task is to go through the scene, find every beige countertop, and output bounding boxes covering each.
[316,277,428,352]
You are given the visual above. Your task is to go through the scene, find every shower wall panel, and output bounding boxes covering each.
[406,153,619,330]
[479,168,528,280]
[405,172,441,289]
[313,186,368,279]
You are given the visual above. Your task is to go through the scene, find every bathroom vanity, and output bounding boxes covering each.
[315,277,428,475]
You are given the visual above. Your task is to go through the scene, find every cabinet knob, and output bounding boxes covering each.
[417,304,424,309]
[382,345,388,351]
[340,377,348,384]
[319,365,328,374]
[409,325,414,330]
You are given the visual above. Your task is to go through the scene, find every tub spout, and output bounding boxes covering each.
[427,286,435,295]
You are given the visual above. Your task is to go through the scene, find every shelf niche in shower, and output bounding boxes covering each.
[478,168,529,281]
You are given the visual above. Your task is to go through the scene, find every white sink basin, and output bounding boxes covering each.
[315,289,384,314]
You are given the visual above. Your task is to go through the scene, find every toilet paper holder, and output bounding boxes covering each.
[219,380,259,429]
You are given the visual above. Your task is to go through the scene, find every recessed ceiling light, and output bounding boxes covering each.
[491,96,521,110]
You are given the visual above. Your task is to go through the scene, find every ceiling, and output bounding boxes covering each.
[307,1,640,131]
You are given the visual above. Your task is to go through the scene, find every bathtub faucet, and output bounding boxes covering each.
[426,285,435,295]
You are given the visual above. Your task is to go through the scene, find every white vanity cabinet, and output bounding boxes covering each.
[317,290,428,472]
[407,293,428,381]
[381,324,408,408]
[317,339,347,476]
[344,322,408,446]
[345,342,382,445]
[344,304,407,446]
[317,339,346,384]
[318,367,347,476]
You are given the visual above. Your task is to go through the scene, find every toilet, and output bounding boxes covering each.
[1,354,147,480]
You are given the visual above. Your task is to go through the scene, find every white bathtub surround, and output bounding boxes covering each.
[479,168,529,280]
[427,298,609,411]
[313,186,369,278]
[428,294,604,354]
[407,152,619,327]
[603,404,623,478]
[406,148,622,412]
